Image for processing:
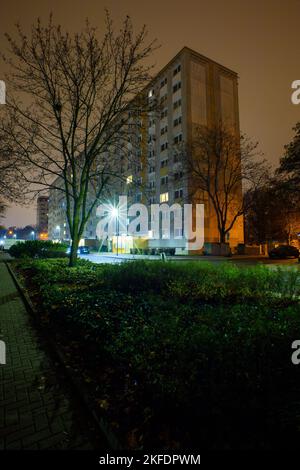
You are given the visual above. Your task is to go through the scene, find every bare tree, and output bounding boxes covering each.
[0,201,6,220]
[277,122,300,193]
[182,124,267,244]
[0,127,27,219]
[245,179,300,246]
[0,13,157,265]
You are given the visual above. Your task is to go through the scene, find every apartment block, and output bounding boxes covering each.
[114,46,244,252]
[36,196,49,234]
[48,47,244,252]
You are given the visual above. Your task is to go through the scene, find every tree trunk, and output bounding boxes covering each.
[68,206,82,267]
[220,230,226,244]
[69,232,80,267]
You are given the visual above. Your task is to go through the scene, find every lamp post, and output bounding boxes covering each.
[111,207,119,256]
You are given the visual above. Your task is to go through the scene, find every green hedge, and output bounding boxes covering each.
[16,259,300,448]
[9,240,68,259]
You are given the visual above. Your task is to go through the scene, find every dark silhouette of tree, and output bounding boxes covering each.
[182,124,267,244]
[0,13,157,266]
[0,131,26,220]
[245,180,300,245]
[277,122,300,193]
[0,201,6,220]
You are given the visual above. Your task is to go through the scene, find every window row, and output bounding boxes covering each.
[149,111,182,127]
[147,169,183,179]
[159,188,184,203]
[173,82,181,93]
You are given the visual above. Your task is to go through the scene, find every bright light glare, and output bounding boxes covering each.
[111,207,118,218]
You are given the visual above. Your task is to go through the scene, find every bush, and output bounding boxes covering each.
[9,240,68,259]
[15,258,300,448]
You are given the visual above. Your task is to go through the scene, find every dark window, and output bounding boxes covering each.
[174,189,183,199]
[173,116,182,127]
[160,109,168,119]
[160,77,167,88]
[173,99,182,110]
[173,82,181,93]
[174,171,183,180]
[173,64,181,76]
[174,134,183,145]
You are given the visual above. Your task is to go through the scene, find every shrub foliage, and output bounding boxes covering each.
[9,240,68,259]
[16,259,300,448]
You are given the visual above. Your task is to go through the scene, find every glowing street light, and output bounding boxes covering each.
[31,231,35,240]
[111,206,119,256]
[111,207,118,218]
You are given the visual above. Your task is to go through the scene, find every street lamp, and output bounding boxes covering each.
[31,231,35,240]
[111,206,119,256]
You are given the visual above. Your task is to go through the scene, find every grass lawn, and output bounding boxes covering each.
[14,258,300,449]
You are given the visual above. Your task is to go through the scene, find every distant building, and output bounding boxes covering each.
[36,196,49,234]
[48,47,244,252]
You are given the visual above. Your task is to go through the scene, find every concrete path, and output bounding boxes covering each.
[80,252,300,267]
[0,260,95,450]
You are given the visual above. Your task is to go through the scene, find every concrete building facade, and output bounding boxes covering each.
[48,47,244,252]
[36,196,49,234]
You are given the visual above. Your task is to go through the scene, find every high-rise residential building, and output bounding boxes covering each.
[48,47,244,252]
[36,196,49,234]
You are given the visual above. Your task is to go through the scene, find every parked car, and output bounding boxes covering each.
[268,245,299,259]
[66,246,90,255]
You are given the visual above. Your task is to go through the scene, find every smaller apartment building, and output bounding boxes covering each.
[36,196,49,234]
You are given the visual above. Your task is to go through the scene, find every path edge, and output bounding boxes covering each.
[6,261,122,451]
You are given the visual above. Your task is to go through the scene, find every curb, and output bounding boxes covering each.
[6,261,122,451]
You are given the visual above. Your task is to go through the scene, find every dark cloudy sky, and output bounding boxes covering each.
[1,0,299,227]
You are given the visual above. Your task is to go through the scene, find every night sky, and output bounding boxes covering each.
[0,0,299,227]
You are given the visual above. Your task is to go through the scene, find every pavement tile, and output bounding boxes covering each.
[0,263,95,449]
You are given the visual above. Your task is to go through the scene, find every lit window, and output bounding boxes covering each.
[160,192,169,203]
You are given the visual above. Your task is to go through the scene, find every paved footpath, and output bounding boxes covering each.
[0,260,97,450]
